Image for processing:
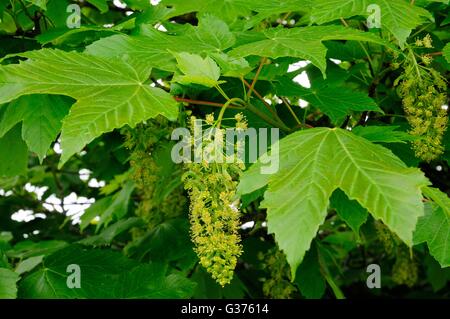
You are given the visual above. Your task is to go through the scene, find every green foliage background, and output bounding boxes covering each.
[0,0,449,299]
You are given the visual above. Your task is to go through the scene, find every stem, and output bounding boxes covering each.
[281,97,302,127]
[247,57,267,100]
[175,97,243,109]
[246,102,292,132]
[217,98,244,129]
[215,84,231,101]
[317,244,346,299]
[340,17,375,76]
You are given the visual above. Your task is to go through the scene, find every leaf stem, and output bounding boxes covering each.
[175,97,243,109]
[247,57,267,100]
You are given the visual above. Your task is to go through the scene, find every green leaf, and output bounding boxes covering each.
[0,49,178,165]
[230,25,391,76]
[24,0,47,10]
[294,246,326,299]
[424,255,450,292]
[309,0,433,46]
[238,128,428,277]
[19,245,195,298]
[352,125,417,144]
[86,15,235,72]
[0,268,19,299]
[86,0,109,13]
[0,11,17,34]
[275,78,382,123]
[414,187,450,267]
[330,189,368,240]
[0,95,72,162]
[443,43,450,64]
[96,181,135,230]
[114,264,196,298]
[78,217,143,246]
[15,255,44,275]
[124,218,193,263]
[0,124,28,177]
[19,245,139,298]
[211,53,252,78]
[173,52,223,87]
[80,196,113,231]
[7,240,68,259]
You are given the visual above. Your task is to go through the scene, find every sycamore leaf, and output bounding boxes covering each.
[19,245,195,298]
[238,128,428,277]
[173,52,223,87]
[0,49,178,165]
[352,125,417,143]
[414,187,450,267]
[96,181,135,231]
[294,245,326,299]
[15,255,44,275]
[161,0,312,22]
[229,25,391,76]
[210,53,252,78]
[24,0,47,10]
[86,0,109,13]
[86,15,235,72]
[0,124,28,177]
[78,217,143,246]
[309,0,433,46]
[275,77,382,123]
[330,189,368,240]
[443,43,450,64]
[0,95,72,162]
[0,268,19,299]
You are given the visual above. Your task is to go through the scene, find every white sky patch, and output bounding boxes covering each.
[113,0,127,9]
[264,98,272,105]
[103,24,115,28]
[156,78,165,87]
[436,165,443,172]
[0,189,13,197]
[442,104,448,111]
[330,58,342,64]
[24,183,48,201]
[273,95,283,104]
[42,192,95,224]
[88,178,106,188]
[293,71,311,88]
[155,24,167,32]
[298,99,309,108]
[79,169,92,181]
[43,194,63,213]
[261,221,267,228]
[12,210,37,222]
[288,60,310,72]
[151,0,161,5]
[241,221,255,230]
[125,11,133,16]
[53,141,62,154]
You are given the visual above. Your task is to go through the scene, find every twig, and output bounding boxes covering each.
[175,97,243,109]
[247,57,267,99]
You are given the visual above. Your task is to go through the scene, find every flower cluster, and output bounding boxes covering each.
[123,116,186,235]
[396,36,448,162]
[182,114,245,286]
[391,247,418,288]
[259,247,297,299]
